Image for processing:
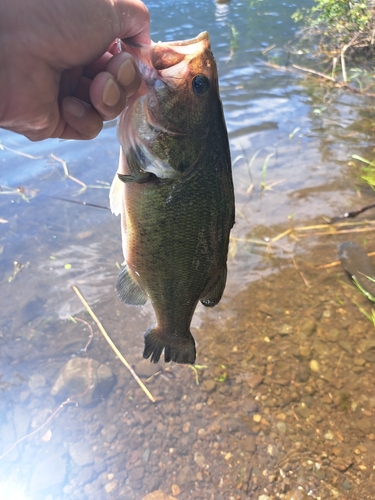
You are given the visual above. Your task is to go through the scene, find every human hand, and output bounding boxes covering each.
[0,0,150,141]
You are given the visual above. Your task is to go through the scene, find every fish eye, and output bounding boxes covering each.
[192,74,210,96]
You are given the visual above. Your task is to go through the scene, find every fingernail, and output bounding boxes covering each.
[102,78,121,107]
[117,59,136,87]
[63,97,86,118]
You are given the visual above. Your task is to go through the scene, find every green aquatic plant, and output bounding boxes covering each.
[353,299,375,327]
[338,392,351,411]
[229,24,239,52]
[232,148,261,194]
[188,364,207,385]
[289,127,301,139]
[292,0,372,38]
[351,154,375,189]
[292,0,375,84]
[352,274,375,302]
[248,0,263,8]
[261,152,275,189]
[232,149,279,192]
[214,364,228,382]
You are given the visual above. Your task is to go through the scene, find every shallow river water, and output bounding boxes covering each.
[2,1,375,499]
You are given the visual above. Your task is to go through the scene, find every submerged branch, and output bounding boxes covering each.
[264,61,373,94]
[291,63,337,82]
[72,285,156,403]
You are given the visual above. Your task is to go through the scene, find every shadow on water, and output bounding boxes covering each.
[1,0,375,498]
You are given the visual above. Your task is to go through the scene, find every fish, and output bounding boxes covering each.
[110,32,235,364]
[338,241,375,300]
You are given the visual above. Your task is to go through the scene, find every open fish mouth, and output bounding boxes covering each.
[157,31,210,47]
[123,31,210,50]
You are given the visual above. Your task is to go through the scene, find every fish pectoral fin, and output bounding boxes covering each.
[116,264,148,305]
[200,265,227,308]
[118,172,154,184]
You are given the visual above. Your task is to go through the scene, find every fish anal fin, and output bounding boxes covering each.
[143,326,196,364]
[200,265,227,308]
[116,264,148,306]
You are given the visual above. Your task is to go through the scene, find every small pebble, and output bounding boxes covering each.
[258,303,274,316]
[300,318,317,336]
[324,430,335,440]
[247,374,263,388]
[276,421,287,434]
[356,417,373,434]
[343,479,351,490]
[171,484,180,495]
[299,345,312,358]
[201,380,216,393]
[325,328,340,342]
[353,357,366,366]
[194,452,206,468]
[104,481,117,493]
[279,324,293,336]
[182,422,190,433]
[309,359,320,373]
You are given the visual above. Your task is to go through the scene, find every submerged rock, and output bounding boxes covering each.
[69,440,95,466]
[29,453,67,493]
[51,357,116,406]
[141,491,176,500]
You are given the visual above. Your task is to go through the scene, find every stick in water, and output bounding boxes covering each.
[72,285,155,403]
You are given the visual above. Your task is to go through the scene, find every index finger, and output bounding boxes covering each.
[83,52,113,79]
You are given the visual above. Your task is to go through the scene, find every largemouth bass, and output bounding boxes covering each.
[110,32,235,364]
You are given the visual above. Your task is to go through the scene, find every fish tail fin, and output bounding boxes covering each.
[143,326,196,364]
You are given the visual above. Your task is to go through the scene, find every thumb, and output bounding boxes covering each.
[111,0,151,45]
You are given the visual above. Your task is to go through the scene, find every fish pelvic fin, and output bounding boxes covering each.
[116,264,148,306]
[143,326,196,364]
[200,265,227,308]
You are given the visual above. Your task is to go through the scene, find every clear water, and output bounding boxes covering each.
[2,1,375,499]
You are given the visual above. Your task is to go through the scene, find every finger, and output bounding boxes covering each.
[89,54,141,121]
[112,0,151,45]
[105,53,141,97]
[55,97,103,140]
[73,75,91,103]
[84,52,112,79]
[89,73,126,121]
